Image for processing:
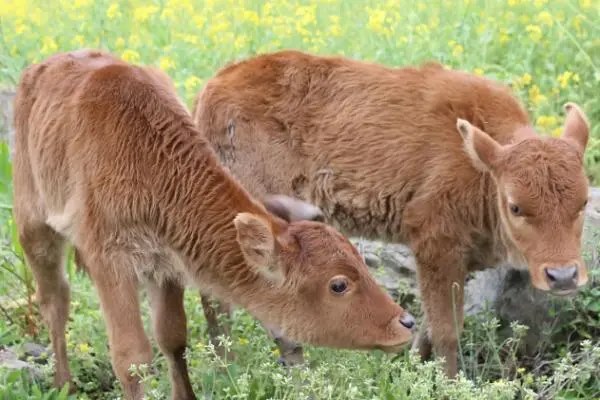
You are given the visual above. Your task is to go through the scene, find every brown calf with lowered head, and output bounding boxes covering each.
[193,50,591,377]
[12,49,415,399]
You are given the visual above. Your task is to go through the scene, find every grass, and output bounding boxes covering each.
[0,0,599,398]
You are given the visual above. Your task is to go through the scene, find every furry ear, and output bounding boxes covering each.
[561,102,590,155]
[456,118,502,172]
[233,213,283,284]
[263,195,324,222]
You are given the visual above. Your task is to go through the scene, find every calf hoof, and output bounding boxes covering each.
[276,346,305,368]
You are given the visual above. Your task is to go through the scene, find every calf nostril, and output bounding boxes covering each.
[544,266,578,287]
[399,313,415,330]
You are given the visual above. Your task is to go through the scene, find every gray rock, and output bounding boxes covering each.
[0,347,43,379]
[19,342,51,362]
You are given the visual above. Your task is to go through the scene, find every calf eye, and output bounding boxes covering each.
[329,277,349,294]
[509,203,521,216]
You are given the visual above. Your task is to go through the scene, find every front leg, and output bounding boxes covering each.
[415,254,466,378]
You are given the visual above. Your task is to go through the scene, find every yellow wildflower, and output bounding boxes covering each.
[513,72,532,88]
[508,0,520,6]
[243,10,259,25]
[534,0,547,7]
[78,343,90,354]
[473,68,485,76]
[536,115,558,130]
[129,34,141,48]
[121,49,140,63]
[133,5,159,23]
[72,35,85,47]
[161,8,175,21]
[234,35,248,50]
[415,24,429,35]
[551,127,562,137]
[184,76,203,93]
[580,0,592,8]
[106,4,120,19]
[159,56,176,71]
[41,37,58,55]
[528,85,547,106]
[115,37,125,48]
[557,71,574,88]
[367,7,391,36]
[15,20,27,34]
[193,14,206,28]
[537,11,553,26]
[238,337,249,346]
[525,25,542,42]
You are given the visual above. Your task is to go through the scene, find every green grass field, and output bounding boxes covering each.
[0,0,599,398]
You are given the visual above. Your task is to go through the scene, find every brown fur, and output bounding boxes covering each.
[193,50,591,377]
[12,49,414,399]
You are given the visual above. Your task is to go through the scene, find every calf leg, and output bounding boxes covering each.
[148,280,196,400]
[411,318,432,361]
[87,259,153,400]
[18,223,71,390]
[263,324,304,367]
[416,258,466,377]
[199,293,234,360]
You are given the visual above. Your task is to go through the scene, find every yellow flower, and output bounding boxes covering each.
[329,16,342,37]
[580,0,592,8]
[526,25,542,42]
[41,37,58,55]
[508,0,520,6]
[238,337,249,346]
[193,14,206,28]
[234,35,248,50]
[161,8,175,21]
[121,49,140,63]
[115,37,125,48]
[133,5,159,23]
[551,127,562,137]
[242,10,259,25]
[528,85,547,106]
[159,56,176,71]
[537,11,553,26]
[106,4,120,19]
[534,0,547,7]
[557,71,574,88]
[536,115,558,130]
[452,43,464,58]
[15,20,27,34]
[513,72,532,89]
[499,29,510,44]
[367,7,390,37]
[184,76,203,93]
[415,24,429,35]
[473,68,485,76]
[78,343,90,354]
[72,35,85,47]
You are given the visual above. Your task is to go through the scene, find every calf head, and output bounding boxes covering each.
[233,195,414,351]
[457,103,590,294]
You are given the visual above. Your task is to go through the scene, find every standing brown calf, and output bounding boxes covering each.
[12,49,415,400]
[193,50,591,377]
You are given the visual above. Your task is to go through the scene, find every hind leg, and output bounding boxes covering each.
[17,222,72,390]
[148,280,196,400]
[199,293,235,360]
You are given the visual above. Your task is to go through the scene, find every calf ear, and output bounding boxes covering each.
[456,118,502,172]
[234,213,283,284]
[263,195,324,222]
[561,102,590,155]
